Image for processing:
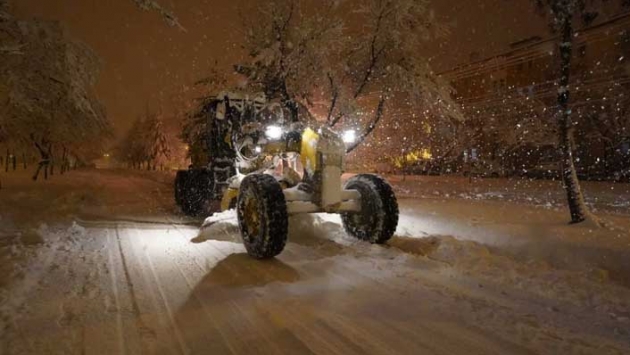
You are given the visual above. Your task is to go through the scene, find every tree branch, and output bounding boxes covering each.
[131,0,186,32]
[353,6,386,99]
[346,96,386,153]
[326,73,338,124]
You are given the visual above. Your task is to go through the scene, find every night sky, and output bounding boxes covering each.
[13,0,551,137]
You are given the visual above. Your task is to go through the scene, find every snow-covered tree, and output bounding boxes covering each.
[575,79,630,170]
[533,0,629,224]
[0,6,111,180]
[130,0,185,31]
[115,118,142,168]
[470,97,556,163]
[142,113,171,170]
[236,0,462,153]
[236,0,344,122]
[182,63,228,143]
[116,111,171,170]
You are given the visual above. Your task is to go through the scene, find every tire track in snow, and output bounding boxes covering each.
[165,254,239,352]
[138,242,191,354]
[162,221,251,354]
[106,230,126,355]
[166,220,301,354]
[168,220,461,354]
[179,218,420,354]
[114,226,163,353]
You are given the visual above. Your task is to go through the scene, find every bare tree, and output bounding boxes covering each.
[534,0,629,224]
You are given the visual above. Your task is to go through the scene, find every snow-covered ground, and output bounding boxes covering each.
[1,169,629,354]
[387,174,630,214]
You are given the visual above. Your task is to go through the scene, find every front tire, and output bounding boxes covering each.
[237,174,288,259]
[342,174,398,244]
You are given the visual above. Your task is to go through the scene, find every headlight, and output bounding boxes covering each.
[342,129,356,144]
[254,146,262,153]
[265,125,283,140]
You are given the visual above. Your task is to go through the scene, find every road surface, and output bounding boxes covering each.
[1,169,629,354]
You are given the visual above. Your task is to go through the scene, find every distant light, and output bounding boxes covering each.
[342,130,356,144]
[103,153,110,158]
[265,125,283,140]
[254,146,262,153]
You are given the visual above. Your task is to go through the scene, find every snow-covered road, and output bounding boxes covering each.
[1,169,630,354]
[0,219,535,354]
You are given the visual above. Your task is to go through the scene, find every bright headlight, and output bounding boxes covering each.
[265,125,283,140]
[342,129,356,144]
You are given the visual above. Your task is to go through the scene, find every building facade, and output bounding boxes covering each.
[440,12,630,176]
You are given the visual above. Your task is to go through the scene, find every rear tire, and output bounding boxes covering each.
[181,170,212,216]
[237,174,288,259]
[342,174,398,244]
[174,170,188,206]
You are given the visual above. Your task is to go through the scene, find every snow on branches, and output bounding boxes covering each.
[0,8,112,178]
[130,0,185,31]
[235,0,462,154]
[115,112,171,170]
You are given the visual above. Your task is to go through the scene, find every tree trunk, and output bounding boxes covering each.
[5,149,9,173]
[49,146,54,177]
[33,162,43,181]
[60,146,67,174]
[557,16,589,224]
[12,155,16,171]
[22,152,27,169]
[32,139,50,182]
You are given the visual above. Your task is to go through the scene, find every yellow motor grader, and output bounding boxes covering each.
[175,92,399,258]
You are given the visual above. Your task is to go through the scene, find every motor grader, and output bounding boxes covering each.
[175,92,399,259]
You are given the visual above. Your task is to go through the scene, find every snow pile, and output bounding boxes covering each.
[191,192,630,317]
[198,210,356,248]
[280,209,630,316]
[389,175,630,214]
[201,209,238,228]
[289,214,353,246]
[195,210,240,243]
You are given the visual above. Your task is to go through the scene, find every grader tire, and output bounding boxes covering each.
[180,170,212,217]
[341,174,399,244]
[237,174,288,259]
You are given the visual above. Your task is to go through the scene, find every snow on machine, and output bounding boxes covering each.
[175,92,399,258]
